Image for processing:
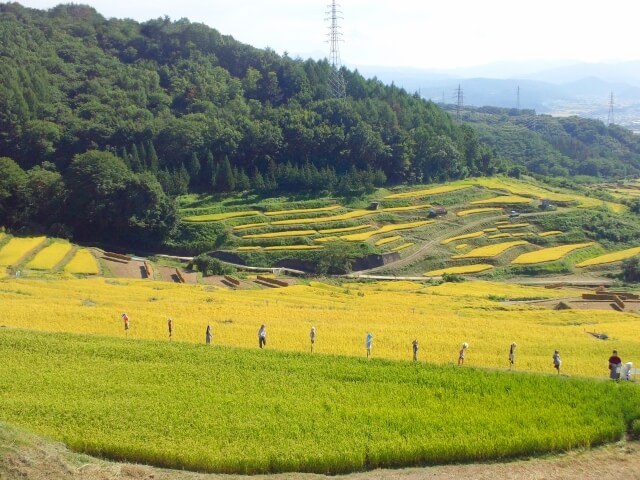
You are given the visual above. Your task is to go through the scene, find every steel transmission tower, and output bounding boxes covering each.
[454,84,464,122]
[326,1,346,99]
[607,91,615,125]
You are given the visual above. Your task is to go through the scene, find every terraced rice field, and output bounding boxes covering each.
[425,264,494,276]
[576,246,640,267]
[232,222,269,231]
[384,185,471,199]
[539,231,563,237]
[264,205,340,216]
[318,225,371,234]
[452,240,528,259]
[382,204,431,212]
[263,245,323,251]
[497,223,530,229]
[375,236,402,246]
[271,210,375,225]
[0,236,46,267]
[63,249,100,274]
[470,195,533,205]
[242,229,316,239]
[456,207,502,217]
[391,243,413,252]
[440,230,485,245]
[183,211,260,222]
[340,220,433,242]
[512,242,595,265]
[25,242,73,270]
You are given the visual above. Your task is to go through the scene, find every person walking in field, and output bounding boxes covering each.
[167,318,173,340]
[206,324,212,345]
[509,342,517,369]
[608,349,622,381]
[310,326,316,352]
[366,332,373,359]
[458,342,468,366]
[258,324,267,349]
[412,339,419,362]
[121,313,130,335]
[553,350,561,374]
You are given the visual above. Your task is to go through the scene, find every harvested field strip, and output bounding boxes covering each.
[63,249,100,274]
[318,225,371,234]
[496,221,510,225]
[391,242,413,251]
[484,228,498,232]
[384,185,470,199]
[382,204,431,212]
[25,242,73,270]
[233,222,269,231]
[264,205,340,216]
[512,242,595,265]
[314,236,340,243]
[457,208,502,217]
[183,211,260,222]
[471,195,533,205]
[272,210,375,225]
[0,236,47,267]
[375,236,402,246]
[263,245,323,251]
[576,246,640,267]
[511,233,529,237]
[237,246,261,251]
[452,241,528,259]
[539,231,563,237]
[441,230,485,245]
[488,233,511,239]
[2,330,638,475]
[497,223,530,229]
[425,264,494,276]
[340,220,433,242]
[242,229,317,239]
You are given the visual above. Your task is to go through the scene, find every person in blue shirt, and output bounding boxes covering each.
[366,332,373,359]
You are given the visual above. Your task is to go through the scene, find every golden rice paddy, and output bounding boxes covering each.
[452,240,528,259]
[264,205,340,216]
[384,185,471,199]
[440,230,485,245]
[456,207,502,217]
[512,242,596,265]
[425,264,494,276]
[25,242,73,270]
[375,236,402,246]
[470,195,533,205]
[576,246,640,267]
[183,211,260,222]
[0,236,47,266]
[63,249,100,275]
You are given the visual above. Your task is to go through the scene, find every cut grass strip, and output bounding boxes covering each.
[384,185,471,199]
[242,229,317,239]
[341,221,433,242]
[470,195,533,205]
[237,246,261,251]
[382,204,431,212]
[264,205,340,216]
[452,241,528,259]
[272,210,375,225]
[576,246,640,267]
[233,223,269,231]
[25,242,73,271]
[539,231,563,237]
[440,230,485,245]
[425,264,494,276]
[183,211,261,222]
[457,207,502,217]
[512,242,595,265]
[375,236,402,246]
[263,245,323,251]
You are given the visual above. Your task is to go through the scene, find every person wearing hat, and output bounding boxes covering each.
[458,342,468,366]
[608,350,622,381]
[310,326,316,352]
[553,350,561,374]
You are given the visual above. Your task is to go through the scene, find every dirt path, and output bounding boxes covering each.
[2,422,639,480]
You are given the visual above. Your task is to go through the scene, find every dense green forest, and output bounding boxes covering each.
[448,105,640,178]
[1,2,639,250]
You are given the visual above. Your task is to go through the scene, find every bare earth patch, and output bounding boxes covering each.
[2,423,639,480]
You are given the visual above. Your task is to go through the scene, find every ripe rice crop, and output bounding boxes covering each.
[539,231,563,237]
[242,229,317,239]
[2,330,638,475]
[511,233,529,237]
[455,244,469,250]
[0,236,47,266]
[471,195,533,205]
[452,241,528,259]
[233,222,269,231]
[497,223,530,229]
[456,207,502,217]
[25,242,73,270]
[272,210,375,225]
[63,249,99,274]
[488,233,511,239]
[375,236,402,246]
[484,228,498,232]
[495,221,510,225]
[263,245,323,251]
[576,246,640,267]
[341,220,433,241]
[512,242,595,265]
[425,264,494,276]
[391,242,413,252]
[237,246,261,251]
[314,236,340,243]
[318,225,371,234]
[183,211,260,222]
[382,204,431,212]
[440,230,485,245]
[384,185,470,199]
[264,205,340,216]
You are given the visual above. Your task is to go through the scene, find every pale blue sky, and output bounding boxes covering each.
[16,0,640,72]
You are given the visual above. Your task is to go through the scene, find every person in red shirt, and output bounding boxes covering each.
[608,350,622,380]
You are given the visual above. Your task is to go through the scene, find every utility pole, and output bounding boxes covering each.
[326,1,346,99]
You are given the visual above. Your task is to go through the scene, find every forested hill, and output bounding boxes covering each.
[448,105,640,179]
[0,2,495,194]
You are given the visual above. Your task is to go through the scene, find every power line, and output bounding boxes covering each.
[326,1,346,99]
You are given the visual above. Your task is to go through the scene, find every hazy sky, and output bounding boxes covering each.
[16,0,640,72]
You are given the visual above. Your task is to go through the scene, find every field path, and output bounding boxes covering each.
[2,423,638,480]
